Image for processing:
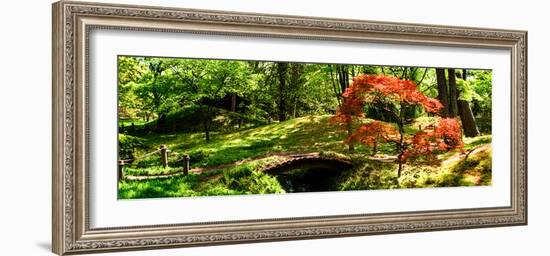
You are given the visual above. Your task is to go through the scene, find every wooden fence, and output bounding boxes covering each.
[118,145,190,181]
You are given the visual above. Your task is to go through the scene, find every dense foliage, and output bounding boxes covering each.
[331,75,463,176]
[117,56,493,199]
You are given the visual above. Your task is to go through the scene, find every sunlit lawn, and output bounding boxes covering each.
[138,115,360,169]
[119,157,284,199]
[118,115,493,199]
[125,115,492,175]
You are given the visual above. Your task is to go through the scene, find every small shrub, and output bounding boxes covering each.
[222,164,284,194]
[337,160,399,191]
[201,183,240,196]
[189,149,212,165]
[433,169,462,187]
[118,134,147,160]
[398,174,417,188]
[416,172,436,187]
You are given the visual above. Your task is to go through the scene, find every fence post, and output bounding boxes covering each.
[182,154,190,176]
[118,160,125,181]
[160,145,168,168]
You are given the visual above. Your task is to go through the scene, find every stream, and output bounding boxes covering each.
[274,167,347,193]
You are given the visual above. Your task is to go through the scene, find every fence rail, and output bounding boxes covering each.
[118,144,190,181]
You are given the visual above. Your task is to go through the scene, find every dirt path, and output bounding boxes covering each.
[441,144,491,166]
[124,152,319,181]
[124,146,491,181]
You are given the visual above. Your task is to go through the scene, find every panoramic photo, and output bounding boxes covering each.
[117,56,493,199]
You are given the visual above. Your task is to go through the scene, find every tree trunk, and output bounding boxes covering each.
[338,65,350,94]
[435,68,449,117]
[276,63,288,122]
[292,97,297,119]
[203,119,210,141]
[230,94,237,112]
[397,156,403,178]
[202,106,212,141]
[458,100,480,137]
[395,109,405,178]
[329,65,351,106]
[447,69,459,117]
[328,66,342,105]
[347,121,354,152]
[396,139,404,178]
[156,113,166,131]
[288,64,305,119]
[458,70,480,137]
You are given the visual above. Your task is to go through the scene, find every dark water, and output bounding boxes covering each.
[275,168,344,193]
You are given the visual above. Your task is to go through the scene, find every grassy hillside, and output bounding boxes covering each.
[119,143,492,199]
[129,115,354,169]
[119,115,492,199]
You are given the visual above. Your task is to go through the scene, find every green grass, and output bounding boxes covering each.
[135,115,361,169]
[118,115,493,199]
[336,158,400,190]
[123,166,182,176]
[336,135,492,190]
[119,119,149,127]
[118,157,284,199]
[463,135,492,150]
[221,159,285,195]
[123,115,492,171]
[118,172,227,199]
[399,145,492,188]
[448,147,492,185]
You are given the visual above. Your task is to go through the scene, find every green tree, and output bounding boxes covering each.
[133,58,183,128]
[170,59,251,140]
[117,56,148,120]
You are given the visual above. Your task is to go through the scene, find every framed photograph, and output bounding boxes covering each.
[52,1,527,255]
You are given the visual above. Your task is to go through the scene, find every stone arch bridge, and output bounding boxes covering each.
[263,153,353,174]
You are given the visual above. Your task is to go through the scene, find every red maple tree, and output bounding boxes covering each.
[331,74,463,177]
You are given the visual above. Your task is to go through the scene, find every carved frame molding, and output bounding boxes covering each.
[52,1,527,255]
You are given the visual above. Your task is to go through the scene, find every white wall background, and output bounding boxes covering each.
[0,0,546,255]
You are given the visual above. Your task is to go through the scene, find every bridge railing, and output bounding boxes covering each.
[118,145,190,181]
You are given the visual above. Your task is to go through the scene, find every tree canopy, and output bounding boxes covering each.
[117,56,494,198]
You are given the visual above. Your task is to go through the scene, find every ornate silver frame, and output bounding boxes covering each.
[52,1,527,255]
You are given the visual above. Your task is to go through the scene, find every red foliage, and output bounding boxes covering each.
[343,74,443,114]
[403,118,464,161]
[330,74,443,127]
[331,74,463,173]
[345,121,399,146]
[329,97,364,125]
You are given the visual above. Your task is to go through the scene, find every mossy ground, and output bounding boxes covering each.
[119,115,492,199]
